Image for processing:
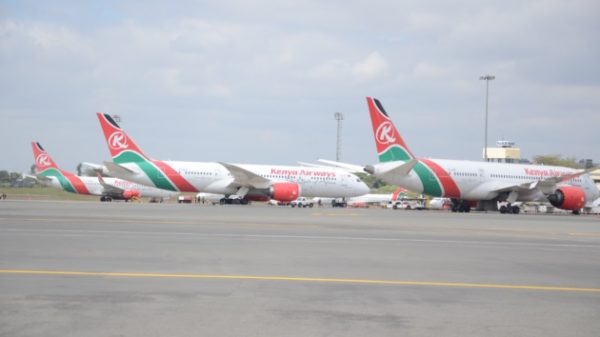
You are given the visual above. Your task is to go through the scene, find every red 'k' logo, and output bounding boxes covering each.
[375,121,396,145]
[108,131,129,150]
[36,153,51,168]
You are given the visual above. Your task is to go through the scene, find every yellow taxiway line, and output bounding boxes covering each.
[1,269,599,293]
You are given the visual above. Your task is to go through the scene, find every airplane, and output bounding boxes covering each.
[95,113,370,203]
[346,187,407,208]
[429,197,452,210]
[31,142,179,202]
[589,198,600,214]
[363,97,600,214]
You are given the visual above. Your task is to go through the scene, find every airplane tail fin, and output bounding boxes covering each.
[391,187,407,201]
[96,113,148,164]
[366,97,415,162]
[30,142,90,194]
[31,142,61,174]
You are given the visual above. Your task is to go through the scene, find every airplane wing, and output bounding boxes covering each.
[489,168,594,194]
[219,162,272,189]
[32,174,52,182]
[297,161,331,169]
[316,159,365,173]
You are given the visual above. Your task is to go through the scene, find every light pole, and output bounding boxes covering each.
[479,75,495,161]
[334,112,343,161]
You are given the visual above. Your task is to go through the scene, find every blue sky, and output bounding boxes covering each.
[1,0,599,172]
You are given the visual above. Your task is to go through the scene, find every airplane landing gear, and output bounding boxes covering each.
[451,199,471,213]
[499,203,520,214]
[219,197,250,205]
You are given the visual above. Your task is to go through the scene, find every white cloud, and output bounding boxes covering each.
[1,1,599,171]
[351,51,389,82]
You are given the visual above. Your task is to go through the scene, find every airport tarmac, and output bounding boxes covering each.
[1,200,599,337]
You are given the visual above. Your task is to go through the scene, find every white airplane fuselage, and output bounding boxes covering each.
[44,175,178,199]
[377,159,599,204]
[110,161,369,198]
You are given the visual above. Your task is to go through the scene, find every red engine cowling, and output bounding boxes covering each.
[270,182,300,202]
[548,186,586,210]
[122,189,141,200]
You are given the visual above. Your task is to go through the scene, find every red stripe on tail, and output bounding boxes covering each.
[419,159,461,199]
[152,160,198,192]
[64,175,90,194]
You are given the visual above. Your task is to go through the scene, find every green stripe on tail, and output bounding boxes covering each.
[378,145,413,162]
[113,151,177,191]
[40,168,76,193]
[412,162,442,197]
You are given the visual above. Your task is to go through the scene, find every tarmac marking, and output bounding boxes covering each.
[311,212,360,217]
[569,232,600,237]
[1,228,599,250]
[0,217,210,226]
[1,269,599,293]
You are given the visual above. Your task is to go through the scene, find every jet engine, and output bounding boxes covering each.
[547,186,586,210]
[122,189,141,200]
[270,182,301,202]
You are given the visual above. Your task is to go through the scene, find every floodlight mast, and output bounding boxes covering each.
[479,75,495,161]
[334,112,343,162]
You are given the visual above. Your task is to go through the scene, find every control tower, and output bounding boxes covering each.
[484,140,521,163]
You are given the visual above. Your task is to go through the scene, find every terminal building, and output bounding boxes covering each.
[483,140,521,163]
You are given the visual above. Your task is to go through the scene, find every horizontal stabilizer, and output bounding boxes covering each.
[103,161,135,175]
[365,159,418,176]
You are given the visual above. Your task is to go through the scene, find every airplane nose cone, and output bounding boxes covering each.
[358,181,370,195]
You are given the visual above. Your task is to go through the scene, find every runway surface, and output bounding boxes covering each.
[1,200,599,336]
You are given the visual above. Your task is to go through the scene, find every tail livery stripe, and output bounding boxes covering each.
[412,162,443,197]
[38,168,78,193]
[63,175,91,194]
[419,159,461,199]
[392,187,407,201]
[153,160,198,192]
[379,145,413,163]
[366,97,415,162]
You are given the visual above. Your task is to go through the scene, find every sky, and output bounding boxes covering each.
[1,0,599,172]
